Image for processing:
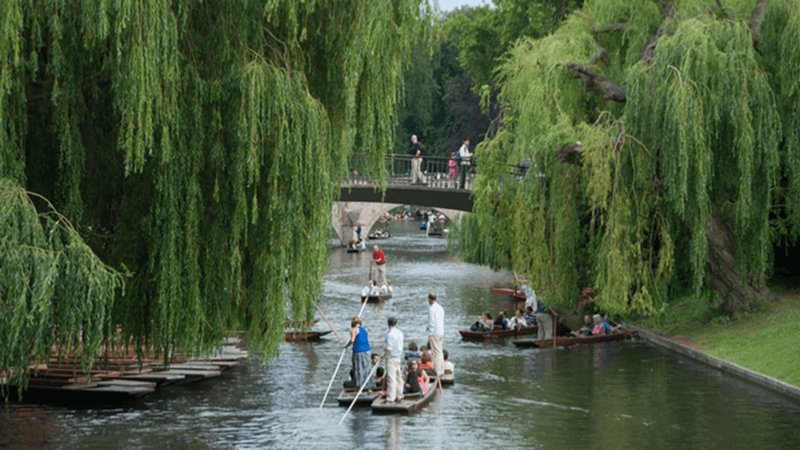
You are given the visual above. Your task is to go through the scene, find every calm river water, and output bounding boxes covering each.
[2,221,799,449]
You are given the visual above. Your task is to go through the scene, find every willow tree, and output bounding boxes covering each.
[459,0,800,316]
[1,0,425,391]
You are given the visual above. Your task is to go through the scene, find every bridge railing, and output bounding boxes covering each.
[345,154,474,190]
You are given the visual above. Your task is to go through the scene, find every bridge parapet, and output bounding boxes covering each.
[344,154,474,190]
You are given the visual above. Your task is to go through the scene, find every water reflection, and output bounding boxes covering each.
[1,221,799,449]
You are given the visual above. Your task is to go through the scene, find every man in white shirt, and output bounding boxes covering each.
[457,138,472,189]
[426,293,445,379]
[383,317,404,402]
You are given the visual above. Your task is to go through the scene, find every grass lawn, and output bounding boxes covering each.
[637,287,800,388]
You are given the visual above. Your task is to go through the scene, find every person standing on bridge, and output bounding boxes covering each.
[371,244,387,285]
[410,134,427,185]
[458,138,472,189]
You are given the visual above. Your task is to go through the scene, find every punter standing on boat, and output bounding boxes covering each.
[344,317,375,389]
[426,293,445,378]
[534,294,554,340]
[383,317,404,403]
[371,245,387,285]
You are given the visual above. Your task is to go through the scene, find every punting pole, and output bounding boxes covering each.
[320,347,348,408]
[339,357,381,424]
[316,305,343,343]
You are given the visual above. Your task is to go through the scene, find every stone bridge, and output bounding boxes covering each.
[331,154,474,246]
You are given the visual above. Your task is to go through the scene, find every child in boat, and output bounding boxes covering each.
[417,367,429,394]
[419,350,434,371]
[470,312,494,332]
[443,349,454,373]
[404,360,422,394]
[372,353,385,388]
[591,314,606,335]
[509,308,528,330]
[404,341,421,362]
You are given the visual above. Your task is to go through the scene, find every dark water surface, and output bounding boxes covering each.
[2,221,799,449]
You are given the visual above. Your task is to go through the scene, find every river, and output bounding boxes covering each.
[2,221,799,449]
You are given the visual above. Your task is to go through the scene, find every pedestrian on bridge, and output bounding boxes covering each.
[371,244,387,285]
[458,138,472,189]
[410,134,427,185]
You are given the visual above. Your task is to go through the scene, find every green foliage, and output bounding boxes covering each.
[0,0,423,387]
[0,179,122,395]
[459,0,798,316]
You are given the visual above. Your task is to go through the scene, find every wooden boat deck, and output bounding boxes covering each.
[512,332,632,348]
[371,386,438,415]
[336,388,381,406]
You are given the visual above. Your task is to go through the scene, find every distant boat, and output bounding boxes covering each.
[346,243,366,253]
[490,287,527,300]
[364,293,392,304]
[368,229,391,240]
[284,330,332,342]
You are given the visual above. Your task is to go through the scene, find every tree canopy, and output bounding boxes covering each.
[458,0,800,316]
[1,0,425,391]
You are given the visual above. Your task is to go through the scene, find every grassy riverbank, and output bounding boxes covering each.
[637,283,800,388]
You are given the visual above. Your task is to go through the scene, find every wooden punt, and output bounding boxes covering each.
[490,287,527,300]
[365,293,392,304]
[512,332,631,348]
[459,326,538,341]
[336,388,381,406]
[346,245,366,253]
[368,232,391,240]
[284,330,332,342]
[371,386,438,415]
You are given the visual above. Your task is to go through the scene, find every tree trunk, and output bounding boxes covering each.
[564,63,627,102]
[707,213,771,314]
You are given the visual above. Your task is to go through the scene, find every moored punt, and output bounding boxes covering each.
[365,293,392,304]
[371,386,438,415]
[336,388,381,406]
[490,287,527,300]
[459,326,538,341]
[284,330,332,342]
[512,332,632,348]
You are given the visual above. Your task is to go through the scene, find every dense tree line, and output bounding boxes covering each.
[1,0,425,392]
[458,0,800,317]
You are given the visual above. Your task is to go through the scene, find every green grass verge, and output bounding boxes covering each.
[636,288,800,388]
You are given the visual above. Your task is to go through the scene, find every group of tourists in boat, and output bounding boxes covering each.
[464,275,632,346]
[338,293,451,414]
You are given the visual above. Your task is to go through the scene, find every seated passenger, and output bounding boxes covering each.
[372,353,385,387]
[602,314,622,333]
[591,314,606,335]
[508,308,528,330]
[572,314,593,337]
[524,306,537,326]
[417,367,429,395]
[404,341,421,362]
[470,312,494,332]
[360,284,370,301]
[404,360,422,394]
[443,349,455,373]
[386,279,394,295]
[419,350,434,371]
[494,310,509,330]
[368,280,381,297]
[556,318,572,337]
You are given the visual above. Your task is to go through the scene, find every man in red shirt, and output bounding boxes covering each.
[371,245,387,285]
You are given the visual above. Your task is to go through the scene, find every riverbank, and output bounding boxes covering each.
[636,284,800,389]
